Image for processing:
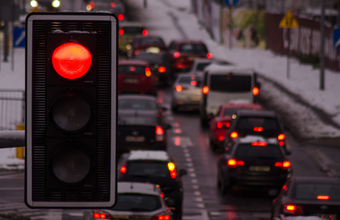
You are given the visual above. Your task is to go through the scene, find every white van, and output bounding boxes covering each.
[199,64,260,126]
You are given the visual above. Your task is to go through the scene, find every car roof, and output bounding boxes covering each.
[127,150,169,162]
[237,135,279,145]
[118,94,157,101]
[193,58,212,63]
[204,63,254,75]
[221,102,262,109]
[117,182,161,195]
[120,22,144,27]
[118,60,149,66]
[172,40,205,44]
[235,109,277,118]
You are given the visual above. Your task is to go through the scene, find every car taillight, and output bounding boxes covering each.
[279,141,285,146]
[230,131,238,138]
[202,86,209,94]
[190,81,197,86]
[174,52,180,58]
[158,66,166,73]
[251,142,267,146]
[317,195,329,200]
[283,204,303,215]
[168,162,177,178]
[142,29,148,36]
[216,121,230,129]
[278,134,285,140]
[145,67,152,77]
[119,162,127,177]
[93,211,113,219]
[111,2,116,7]
[160,192,164,198]
[117,14,124,21]
[253,87,259,96]
[119,28,124,35]
[152,213,171,220]
[218,135,224,141]
[253,127,263,132]
[227,159,244,167]
[207,53,212,59]
[134,50,139,56]
[156,126,164,141]
[175,85,182,92]
[274,161,291,169]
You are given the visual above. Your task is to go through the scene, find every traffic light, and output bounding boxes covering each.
[25,12,118,208]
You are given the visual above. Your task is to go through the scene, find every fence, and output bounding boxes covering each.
[0,89,25,130]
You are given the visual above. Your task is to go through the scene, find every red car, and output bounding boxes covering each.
[209,103,263,151]
[168,40,212,72]
[128,35,167,58]
[118,60,157,96]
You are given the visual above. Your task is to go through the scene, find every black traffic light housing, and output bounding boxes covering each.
[25,12,118,208]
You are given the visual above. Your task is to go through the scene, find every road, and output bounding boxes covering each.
[0,85,338,220]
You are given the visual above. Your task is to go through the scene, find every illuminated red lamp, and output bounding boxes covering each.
[253,87,259,96]
[190,81,197,86]
[230,131,238,138]
[119,28,124,35]
[176,85,182,92]
[207,53,213,59]
[228,159,244,166]
[129,66,136,71]
[142,29,148,36]
[174,52,180,58]
[253,127,263,132]
[111,2,116,7]
[117,14,124,21]
[278,134,285,140]
[52,42,92,80]
[156,126,164,135]
[218,135,224,141]
[202,86,209,94]
[120,166,127,173]
[317,195,329,200]
[251,142,267,146]
[158,66,166,73]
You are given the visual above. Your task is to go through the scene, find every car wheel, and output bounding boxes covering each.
[171,104,179,113]
[174,206,183,220]
[200,118,208,127]
[209,137,217,151]
[218,173,231,195]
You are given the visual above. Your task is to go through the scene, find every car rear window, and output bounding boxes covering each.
[126,161,170,178]
[118,99,158,110]
[179,44,208,53]
[134,54,164,64]
[235,144,284,159]
[210,74,251,92]
[118,65,146,74]
[196,62,211,71]
[223,108,239,116]
[235,117,281,132]
[295,184,340,201]
[111,193,162,212]
[140,38,165,46]
[123,27,144,34]
[178,76,202,85]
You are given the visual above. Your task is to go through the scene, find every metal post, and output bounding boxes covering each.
[144,0,147,8]
[219,0,224,44]
[229,5,232,49]
[287,28,290,79]
[320,0,325,90]
[3,22,9,62]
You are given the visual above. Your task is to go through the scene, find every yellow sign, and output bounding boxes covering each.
[279,10,299,28]
[32,7,40,12]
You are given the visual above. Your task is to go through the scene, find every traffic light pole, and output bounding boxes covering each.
[320,0,325,90]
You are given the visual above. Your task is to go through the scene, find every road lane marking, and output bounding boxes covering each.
[188,168,195,172]
[191,179,197,183]
[184,153,191,157]
[190,173,196,177]
[186,158,192,162]
[196,203,205,208]
[173,128,182,134]
[173,136,193,147]
[195,197,203,202]
[194,191,201,196]
[201,210,209,220]
[187,163,193,167]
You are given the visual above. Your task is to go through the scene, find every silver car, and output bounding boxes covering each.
[171,74,202,112]
[83,182,172,220]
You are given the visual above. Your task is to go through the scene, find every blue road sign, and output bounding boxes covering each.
[333,29,340,49]
[13,28,25,48]
[224,0,239,6]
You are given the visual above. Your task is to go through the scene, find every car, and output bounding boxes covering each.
[209,102,263,151]
[118,60,157,95]
[117,95,170,156]
[217,135,292,194]
[171,74,202,112]
[83,182,173,220]
[128,35,168,58]
[222,109,288,152]
[199,64,260,126]
[117,150,187,220]
[271,176,340,220]
[168,40,212,72]
[90,1,125,21]
[133,52,173,85]
[119,22,148,55]
[188,58,230,77]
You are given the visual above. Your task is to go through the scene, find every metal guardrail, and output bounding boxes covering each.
[0,89,25,130]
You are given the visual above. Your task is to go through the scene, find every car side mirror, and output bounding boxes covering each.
[179,169,187,177]
[165,124,172,130]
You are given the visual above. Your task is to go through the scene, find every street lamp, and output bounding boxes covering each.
[30,0,38,7]
[52,0,60,8]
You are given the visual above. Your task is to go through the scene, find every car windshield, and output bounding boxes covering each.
[235,117,281,132]
[118,99,158,110]
[140,38,164,46]
[123,27,144,34]
[111,193,162,212]
[126,161,170,178]
[179,44,208,53]
[295,183,340,201]
[235,144,284,159]
[210,74,252,92]
[118,65,146,74]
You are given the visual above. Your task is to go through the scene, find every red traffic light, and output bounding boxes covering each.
[52,42,92,79]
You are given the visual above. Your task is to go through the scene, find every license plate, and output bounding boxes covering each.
[124,78,139,83]
[126,136,145,142]
[190,96,201,101]
[146,47,160,53]
[249,166,270,172]
[188,56,199,61]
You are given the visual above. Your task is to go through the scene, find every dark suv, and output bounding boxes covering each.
[223,110,287,152]
[217,135,292,194]
[118,150,187,220]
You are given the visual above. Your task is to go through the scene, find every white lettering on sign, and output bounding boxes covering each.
[15,31,25,46]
